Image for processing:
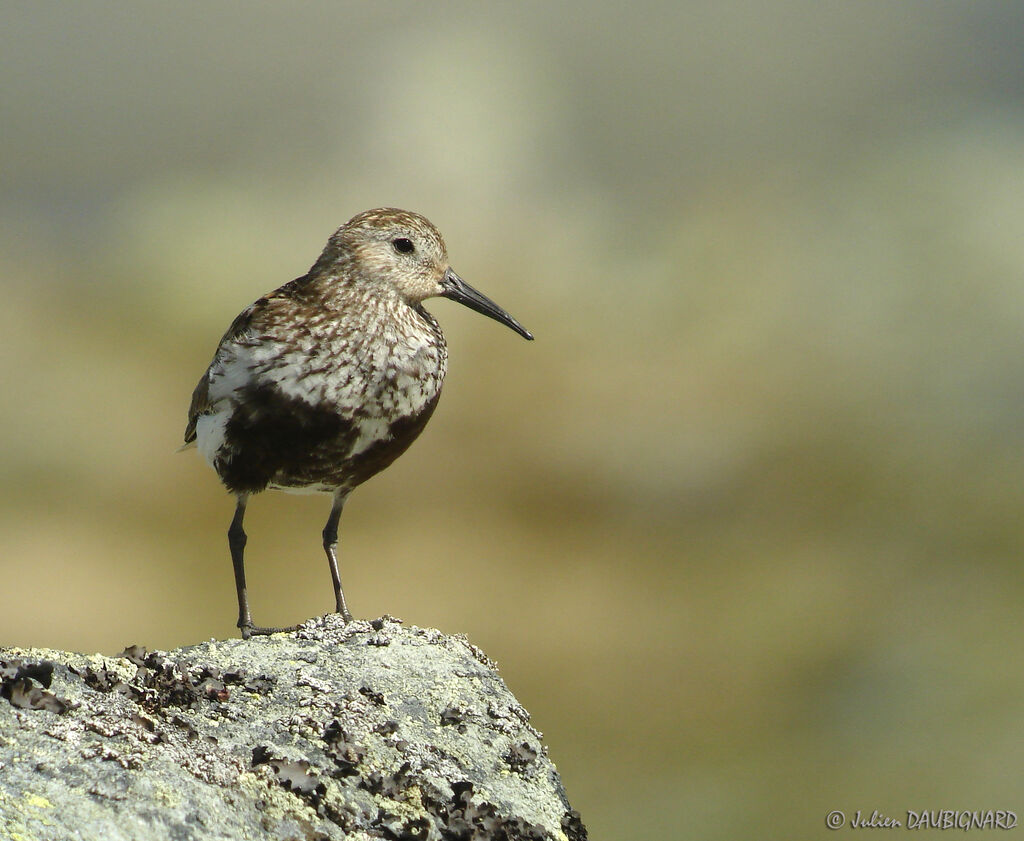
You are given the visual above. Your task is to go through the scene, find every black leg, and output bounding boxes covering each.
[228,493,296,639]
[228,494,253,635]
[323,490,353,622]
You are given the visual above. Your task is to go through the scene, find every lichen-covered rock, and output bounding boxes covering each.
[0,615,586,841]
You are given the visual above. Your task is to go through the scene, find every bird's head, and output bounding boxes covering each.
[316,208,533,340]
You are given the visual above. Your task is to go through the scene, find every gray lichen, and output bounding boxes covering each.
[0,615,586,841]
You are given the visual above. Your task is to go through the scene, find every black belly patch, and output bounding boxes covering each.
[216,382,439,495]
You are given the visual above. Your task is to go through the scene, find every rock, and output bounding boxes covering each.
[0,615,587,841]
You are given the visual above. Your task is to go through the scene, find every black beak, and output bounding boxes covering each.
[440,268,534,340]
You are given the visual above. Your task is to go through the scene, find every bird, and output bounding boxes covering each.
[184,208,533,638]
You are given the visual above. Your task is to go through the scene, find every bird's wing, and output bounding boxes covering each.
[183,373,212,445]
[182,279,306,445]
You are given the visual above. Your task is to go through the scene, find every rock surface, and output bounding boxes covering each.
[0,615,586,841]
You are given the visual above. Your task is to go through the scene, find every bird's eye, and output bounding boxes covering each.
[392,238,415,254]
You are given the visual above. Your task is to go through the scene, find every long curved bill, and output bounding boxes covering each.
[440,268,534,340]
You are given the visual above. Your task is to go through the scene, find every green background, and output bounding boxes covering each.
[3,3,1024,838]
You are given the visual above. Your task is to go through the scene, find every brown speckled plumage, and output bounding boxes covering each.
[185,208,532,637]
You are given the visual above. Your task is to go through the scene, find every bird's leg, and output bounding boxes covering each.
[323,489,353,623]
[229,494,296,638]
[228,494,253,634]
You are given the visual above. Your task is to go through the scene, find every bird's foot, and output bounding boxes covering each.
[239,623,299,639]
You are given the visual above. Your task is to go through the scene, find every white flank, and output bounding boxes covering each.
[195,410,230,468]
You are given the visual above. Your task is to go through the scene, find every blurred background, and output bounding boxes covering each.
[3,2,1024,838]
